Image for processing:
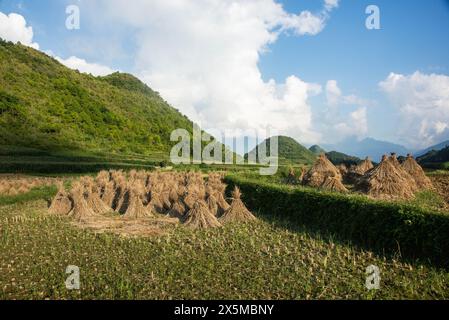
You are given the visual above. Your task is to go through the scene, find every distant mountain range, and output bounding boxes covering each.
[322,137,410,162]
[245,134,449,169]
[417,146,449,168]
[415,140,449,157]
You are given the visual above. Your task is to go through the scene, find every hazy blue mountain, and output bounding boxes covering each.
[323,137,410,162]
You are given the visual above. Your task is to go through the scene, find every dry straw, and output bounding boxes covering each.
[302,154,343,188]
[68,182,97,221]
[321,176,348,193]
[401,154,433,190]
[356,155,416,200]
[183,200,222,229]
[48,183,73,215]
[220,187,256,223]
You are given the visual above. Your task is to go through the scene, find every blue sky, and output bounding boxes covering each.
[1,0,449,150]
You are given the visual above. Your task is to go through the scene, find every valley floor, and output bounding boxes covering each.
[1,197,448,300]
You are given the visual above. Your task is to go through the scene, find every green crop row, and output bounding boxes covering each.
[224,175,449,268]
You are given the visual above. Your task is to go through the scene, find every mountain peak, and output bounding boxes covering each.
[245,136,316,165]
[309,145,326,155]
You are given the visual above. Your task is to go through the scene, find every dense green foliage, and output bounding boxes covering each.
[224,175,449,268]
[1,199,449,299]
[326,151,361,166]
[0,40,194,156]
[245,136,316,165]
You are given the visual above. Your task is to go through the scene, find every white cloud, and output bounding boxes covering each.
[325,0,340,11]
[334,107,368,138]
[325,80,342,106]
[84,0,338,144]
[325,79,368,107]
[55,56,115,77]
[0,12,39,49]
[322,80,369,141]
[379,71,449,148]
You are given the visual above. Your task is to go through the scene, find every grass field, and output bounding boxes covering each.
[1,187,449,300]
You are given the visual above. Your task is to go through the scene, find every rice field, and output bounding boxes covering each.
[1,190,449,299]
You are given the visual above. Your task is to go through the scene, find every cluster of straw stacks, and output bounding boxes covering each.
[301,154,348,192]
[355,153,432,200]
[48,170,256,229]
[0,177,58,196]
[298,152,432,200]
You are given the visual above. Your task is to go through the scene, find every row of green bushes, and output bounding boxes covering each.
[225,175,449,268]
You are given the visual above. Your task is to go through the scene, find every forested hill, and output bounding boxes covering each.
[0,39,195,157]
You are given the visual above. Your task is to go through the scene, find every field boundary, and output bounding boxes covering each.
[225,175,449,268]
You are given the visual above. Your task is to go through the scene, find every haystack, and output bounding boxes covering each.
[183,200,222,229]
[215,192,230,215]
[114,182,130,213]
[389,153,401,168]
[219,187,256,223]
[321,176,348,193]
[123,185,152,219]
[48,183,73,215]
[401,154,433,190]
[389,153,419,192]
[356,155,416,200]
[86,184,111,215]
[68,183,97,221]
[353,157,374,175]
[101,180,116,208]
[206,193,219,216]
[160,190,172,211]
[302,154,341,188]
[147,190,165,214]
[337,164,348,176]
[167,200,186,219]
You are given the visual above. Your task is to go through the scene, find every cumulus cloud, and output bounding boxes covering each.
[325,79,369,107]
[325,80,342,106]
[379,71,449,148]
[55,56,115,77]
[83,0,339,144]
[334,107,368,138]
[322,80,369,141]
[325,0,340,11]
[0,12,39,49]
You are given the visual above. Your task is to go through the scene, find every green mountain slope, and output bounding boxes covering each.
[245,136,316,165]
[309,145,326,155]
[325,151,361,166]
[417,146,449,169]
[0,40,194,157]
